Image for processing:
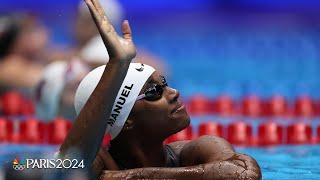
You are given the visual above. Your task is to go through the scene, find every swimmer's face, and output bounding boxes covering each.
[128,71,190,140]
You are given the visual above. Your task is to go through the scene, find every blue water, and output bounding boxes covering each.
[238,145,320,180]
[1,144,320,179]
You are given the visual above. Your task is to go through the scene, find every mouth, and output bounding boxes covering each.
[171,101,185,114]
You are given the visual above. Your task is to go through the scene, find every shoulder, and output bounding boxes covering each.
[168,135,235,155]
[187,135,235,152]
[169,135,236,166]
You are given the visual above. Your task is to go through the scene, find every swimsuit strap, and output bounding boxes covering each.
[164,144,180,167]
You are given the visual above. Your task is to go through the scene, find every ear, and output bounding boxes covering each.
[123,119,134,131]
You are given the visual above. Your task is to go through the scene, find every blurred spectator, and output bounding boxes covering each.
[0,15,49,90]
[0,1,167,121]
[35,59,89,121]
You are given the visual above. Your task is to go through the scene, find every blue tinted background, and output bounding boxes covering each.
[2,0,319,101]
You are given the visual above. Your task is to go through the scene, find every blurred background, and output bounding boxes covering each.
[0,0,320,179]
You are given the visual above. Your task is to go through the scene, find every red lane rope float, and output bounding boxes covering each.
[315,100,320,116]
[166,126,193,143]
[7,118,21,143]
[187,95,211,116]
[264,95,288,117]
[20,99,35,116]
[0,117,8,142]
[0,96,2,114]
[212,95,234,117]
[241,95,263,117]
[21,118,46,144]
[316,126,320,144]
[294,96,316,118]
[198,121,223,137]
[258,122,283,146]
[287,123,312,144]
[227,121,252,146]
[1,117,319,146]
[1,91,23,116]
[48,117,72,145]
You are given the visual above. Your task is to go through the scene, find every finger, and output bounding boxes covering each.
[85,0,122,58]
[85,0,115,37]
[84,0,102,24]
[122,20,132,41]
[90,0,116,35]
[91,0,108,21]
[86,1,117,43]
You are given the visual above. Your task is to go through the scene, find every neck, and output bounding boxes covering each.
[109,136,167,169]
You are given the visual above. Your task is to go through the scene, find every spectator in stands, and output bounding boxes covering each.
[0,15,49,90]
[35,59,89,121]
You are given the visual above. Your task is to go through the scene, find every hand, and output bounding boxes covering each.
[84,0,136,62]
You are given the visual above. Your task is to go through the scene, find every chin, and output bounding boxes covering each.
[167,109,191,135]
[182,109,191,125]
[175,114,191,133]
[183,116,191,128]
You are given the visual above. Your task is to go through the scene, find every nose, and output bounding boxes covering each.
[167,87,180,104]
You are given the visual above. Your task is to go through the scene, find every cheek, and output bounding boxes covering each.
[146,98,169,119]
[134,98,170,127]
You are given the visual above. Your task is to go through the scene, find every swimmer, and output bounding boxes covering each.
[59,0,261,179]
[35,59,89,120]
[0,15,48,89]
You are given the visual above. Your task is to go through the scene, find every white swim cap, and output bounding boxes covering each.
[74,63,155,139]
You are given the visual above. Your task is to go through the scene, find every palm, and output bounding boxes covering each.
[85,0,136,61]
[118,36,136,60]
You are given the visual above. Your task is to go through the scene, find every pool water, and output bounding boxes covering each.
[1,144,320,179]
[238,145,320,180]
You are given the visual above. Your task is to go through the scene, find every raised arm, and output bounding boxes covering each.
[59,0,136,173]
